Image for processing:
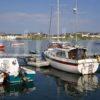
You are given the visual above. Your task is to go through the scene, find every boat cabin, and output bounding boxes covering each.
[54,48,86,60]
[48,41,73,49]
[48,43,62,48]
[68,48,86,60]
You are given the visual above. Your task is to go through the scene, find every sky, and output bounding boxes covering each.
[0,0,100,34]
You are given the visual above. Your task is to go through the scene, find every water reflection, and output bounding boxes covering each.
[47,68,100,98]
[0,81,36,97]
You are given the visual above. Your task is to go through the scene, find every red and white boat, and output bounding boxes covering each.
[0,44,5,50]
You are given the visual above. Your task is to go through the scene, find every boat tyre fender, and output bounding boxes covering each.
[96,56,100,63]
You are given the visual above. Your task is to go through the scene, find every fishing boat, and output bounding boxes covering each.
[44,0,99,75]
[0,57,36,84]
[0,58,21,84]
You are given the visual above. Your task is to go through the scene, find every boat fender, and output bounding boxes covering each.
[96,56,100,63]
[12,60,16,65]
[1,73,4,77]
[4,73,7,78]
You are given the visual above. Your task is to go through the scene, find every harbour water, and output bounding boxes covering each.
[0,39,100,100]
[1,39,100,55]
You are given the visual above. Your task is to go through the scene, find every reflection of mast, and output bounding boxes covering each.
[56,78,62,95]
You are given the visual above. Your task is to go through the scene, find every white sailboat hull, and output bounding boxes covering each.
[45,54,99,75]
[46,57,79,74]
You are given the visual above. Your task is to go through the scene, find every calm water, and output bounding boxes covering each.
[0,39,100,100]
[1,67,100,100]
[0,39,100,55]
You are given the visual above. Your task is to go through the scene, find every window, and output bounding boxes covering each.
[56,50,66,58]
[68,48,86,60]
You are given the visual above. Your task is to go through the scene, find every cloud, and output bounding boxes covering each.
[0,12,50,33]
[0,11,98,33]
[0,12,49,23]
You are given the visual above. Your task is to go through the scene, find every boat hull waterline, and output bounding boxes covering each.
[45,54,99,75]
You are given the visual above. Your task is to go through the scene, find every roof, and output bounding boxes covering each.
[52,46,86,53]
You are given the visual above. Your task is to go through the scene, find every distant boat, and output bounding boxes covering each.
[0,44,5,50]
[11,42,25,47]
[0,49,5,54]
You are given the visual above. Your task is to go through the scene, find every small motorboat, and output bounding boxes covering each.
[11,42,24,47]
[27,53,49,67]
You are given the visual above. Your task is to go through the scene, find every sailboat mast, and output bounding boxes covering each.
[57,0,60,41]
[49,7,53,41]
[73,0,78,42]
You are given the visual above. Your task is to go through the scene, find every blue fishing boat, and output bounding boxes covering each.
[0,58,21,84]
[0,58,36,84]
[6,75,22,84]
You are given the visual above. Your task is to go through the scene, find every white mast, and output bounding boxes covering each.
[49,7,53,42]
[57,0,60,42]
[73,0,78,42]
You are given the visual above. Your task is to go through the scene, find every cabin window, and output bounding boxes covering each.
[68,49,86,60]
[56,51,66,58]
[77,49,86,59]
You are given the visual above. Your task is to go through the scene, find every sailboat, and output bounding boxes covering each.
[44,0,99,75]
